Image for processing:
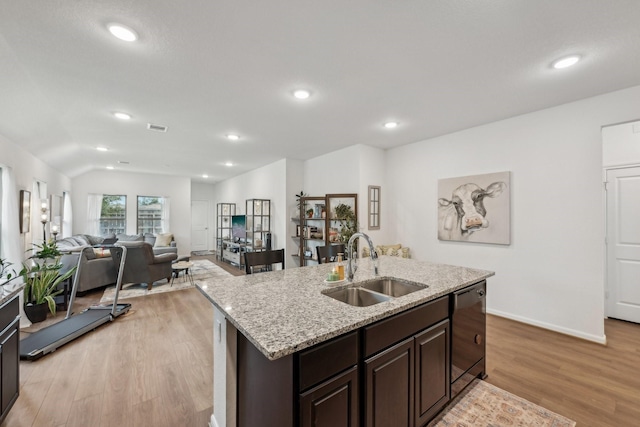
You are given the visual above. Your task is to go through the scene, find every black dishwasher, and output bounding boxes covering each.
[451,281,486,398]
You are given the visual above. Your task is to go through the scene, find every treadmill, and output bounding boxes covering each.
[20,245,131,361]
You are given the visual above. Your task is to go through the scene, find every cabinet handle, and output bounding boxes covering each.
[474,334,483,345]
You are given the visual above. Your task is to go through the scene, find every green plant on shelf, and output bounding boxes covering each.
[334,203,358,245]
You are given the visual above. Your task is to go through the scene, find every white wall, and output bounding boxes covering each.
[386,84,640,344]
[71,170,192,257]
[192,181,217,250]
[1,134,72,328]
[303,144,390,245]
[285,159,304,265]
[0,133,71,254]
[603,119,640,167]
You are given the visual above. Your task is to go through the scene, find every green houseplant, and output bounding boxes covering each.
[334,203,358,246]
[21,239,75,322]
[1,257,19,289]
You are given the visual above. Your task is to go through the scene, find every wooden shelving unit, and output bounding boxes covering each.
[293,193,358,267]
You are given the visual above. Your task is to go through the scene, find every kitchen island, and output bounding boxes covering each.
[197,256,493,427]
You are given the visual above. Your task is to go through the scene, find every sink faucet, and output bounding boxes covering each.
[346,232,379,282]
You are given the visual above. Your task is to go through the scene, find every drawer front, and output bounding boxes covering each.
[364,296,449,357]
[0,296,19,333]
[299,331,358,391]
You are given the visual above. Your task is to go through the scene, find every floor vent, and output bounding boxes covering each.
[147,123,168,132]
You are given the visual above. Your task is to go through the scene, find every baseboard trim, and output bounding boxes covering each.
[487,308,607,345]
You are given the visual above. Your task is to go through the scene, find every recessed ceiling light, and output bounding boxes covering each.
[293,89,311,99]
[552,55,581,69]
[96,146,108,152]
[384,121,399,129]
[225,162,233,167]
[113,112,131,120]
[202,174,209,178]
[108,24,138,42]
[226,134,240,141]
[106,165,115,170]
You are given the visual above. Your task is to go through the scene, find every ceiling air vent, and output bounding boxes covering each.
[147,123,168,132]
[117,160,130,165]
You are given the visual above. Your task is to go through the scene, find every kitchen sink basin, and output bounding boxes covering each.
[360,278,427,297]
[323,287,391,307]
[323,278,427,307]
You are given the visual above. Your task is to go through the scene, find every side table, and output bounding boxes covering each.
[171,261,194,286]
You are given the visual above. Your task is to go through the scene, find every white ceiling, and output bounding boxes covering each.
[2,0,640,183]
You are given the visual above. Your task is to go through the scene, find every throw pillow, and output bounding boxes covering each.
[385,247,399,257]
[116,233,143,242]
[74,235,91,246]
[93,248,111,258]
[155,233,173,247]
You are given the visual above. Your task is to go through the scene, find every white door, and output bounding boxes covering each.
[606,166,640,322]
[191,200,209,252]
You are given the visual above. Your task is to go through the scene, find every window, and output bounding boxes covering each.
[368,185,380,230]
[137,196,168,234]
[100,195,126,235]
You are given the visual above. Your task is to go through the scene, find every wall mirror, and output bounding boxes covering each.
[368,185,380,230]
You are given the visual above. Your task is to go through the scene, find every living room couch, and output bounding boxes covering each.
[56,233,178,293]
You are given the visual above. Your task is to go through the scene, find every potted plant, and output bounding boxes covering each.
[0,258,19,290]
[334,203,358,246]
[295,191,307,210]
[30,238,62,264]
[21,240,75,322]
[306,208,314,218]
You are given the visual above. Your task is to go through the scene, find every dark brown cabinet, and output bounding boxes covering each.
[365,337,414,427]
[364,320,450,427]
[415,320,450,426]
[300,366,359,427]
[235,287,485,427]
[0,295,19,424]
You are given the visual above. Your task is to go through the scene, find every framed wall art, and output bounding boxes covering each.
[437,171,510,245]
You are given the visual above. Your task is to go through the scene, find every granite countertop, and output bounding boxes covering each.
[196,256,493,360]
[1,283,25,306]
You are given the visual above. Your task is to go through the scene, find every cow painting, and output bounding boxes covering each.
[438,172,510,244]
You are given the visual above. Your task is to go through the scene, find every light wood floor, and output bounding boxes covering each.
[486,315,640,427]
[6,262,639,426]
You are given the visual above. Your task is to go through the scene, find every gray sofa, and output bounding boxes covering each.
[56,233,178,293]
[113,241,178,290]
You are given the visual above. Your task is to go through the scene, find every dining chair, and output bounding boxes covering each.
[244,249,285,274]
[316,244,346,264]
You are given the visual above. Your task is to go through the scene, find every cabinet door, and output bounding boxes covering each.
[300,366,358,427]
[0,319,19,420]
[415,320,450,427]
[365,337,414,427]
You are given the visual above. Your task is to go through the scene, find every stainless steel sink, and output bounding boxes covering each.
[323,278,427,307]
[323,287,391,307]
[360,278,427,297]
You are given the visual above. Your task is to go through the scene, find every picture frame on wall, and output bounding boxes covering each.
[437,171,510,245]
[19,190,31,233]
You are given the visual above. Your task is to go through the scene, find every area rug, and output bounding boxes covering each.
[100,259,232,303]
[428,379,576,427]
